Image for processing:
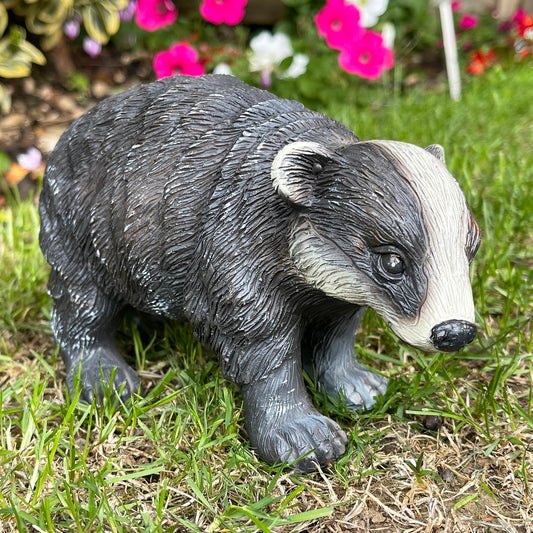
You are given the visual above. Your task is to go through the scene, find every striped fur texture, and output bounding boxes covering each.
[39,75,479,471]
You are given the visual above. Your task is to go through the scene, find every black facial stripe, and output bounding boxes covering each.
[310,142,431,318]
[465,209,481,262]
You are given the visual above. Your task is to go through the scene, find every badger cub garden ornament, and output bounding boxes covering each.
[40,75,481,472]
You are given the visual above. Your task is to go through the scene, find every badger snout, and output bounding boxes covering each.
[430,320,477,352]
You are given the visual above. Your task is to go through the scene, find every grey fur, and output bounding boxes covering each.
[39,74,479,472]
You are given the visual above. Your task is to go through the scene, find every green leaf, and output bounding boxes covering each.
[40,28,63,51]
[224,506,272,533]
[97,2,120,37]
[17,40,46,65]
[37,0,72,24]
[453,491,479,510]
[104,0,129,10]
[0,57,31,78]
[0,150,10,173]
[83,5,109,44]
[0,4,7,37]
[283,506,334,524]
[26,7,63,36]
[83,3,121,44]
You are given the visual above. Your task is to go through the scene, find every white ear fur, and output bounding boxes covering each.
[425,144,446,164]
[271,141,332,207]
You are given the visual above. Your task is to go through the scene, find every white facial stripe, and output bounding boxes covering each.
[371,141,475,350]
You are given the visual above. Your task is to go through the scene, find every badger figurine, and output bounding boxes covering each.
[39,74,480,472]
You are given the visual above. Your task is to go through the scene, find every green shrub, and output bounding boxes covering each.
[0,0,127,113]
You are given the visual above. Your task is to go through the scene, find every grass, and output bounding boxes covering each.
[1,64,532,532]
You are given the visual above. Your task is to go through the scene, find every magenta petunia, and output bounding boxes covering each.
[199,0,247,25]
[459,14,479,30]
[338,30,393,79]
[153,42,205,79]
[135,0,177,31]
[315,0,363,51]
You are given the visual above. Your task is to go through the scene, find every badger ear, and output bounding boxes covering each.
[425,144,446,164]
[271,141,333,208]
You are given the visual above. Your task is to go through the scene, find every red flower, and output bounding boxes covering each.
[466,49,496,75]
[315,0,363,51]
[135,0,177,31]
[153,43,205,79]
[199,0,247,25]
[338,30,393,79]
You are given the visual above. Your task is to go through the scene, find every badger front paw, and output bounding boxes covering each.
[64,345,141,404]
[248,410,347,473]
[318,361,388,411]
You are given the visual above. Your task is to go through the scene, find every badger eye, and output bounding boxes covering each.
[372,246,406,283]
[312,162,323,175]
[380,253,404,275]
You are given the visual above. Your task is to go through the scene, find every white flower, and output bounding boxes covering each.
[249,31,293,72]
[249,31,308,86]
[346,0,389,28]
[213,62,233,75]
[381,22,395,49]
[280,53,309,78]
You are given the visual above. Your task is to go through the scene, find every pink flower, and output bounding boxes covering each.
[512,8,527,23]
[512,9,533,38]
[338,30,393,79]
[120,1,137,22]
[153,42,205,79]
[83,37,102,57]
[459,14,478,30]
[64,19,80,40]
[200,0,247,25]
[451,1,461,12]
[315,0,363,51]
[135,0,177,31]
[17,147,42,171]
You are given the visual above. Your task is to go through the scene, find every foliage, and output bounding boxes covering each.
[0,4,45,113]
[5,0,127,50]
[453,4,533,75]
[1,0,533,116]
[0,0,127,113]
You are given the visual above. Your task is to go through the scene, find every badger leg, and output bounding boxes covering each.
[241,355,347,472]
[48,269,141,403]
[303,307,388,411]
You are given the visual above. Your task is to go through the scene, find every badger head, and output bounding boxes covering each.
[271,139,481,352]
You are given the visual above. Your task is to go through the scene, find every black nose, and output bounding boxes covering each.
[430,320,477,352]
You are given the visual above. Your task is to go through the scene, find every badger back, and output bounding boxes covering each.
[40,75,358,313]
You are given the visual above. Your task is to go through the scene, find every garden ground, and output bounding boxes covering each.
[1,59,532,532]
